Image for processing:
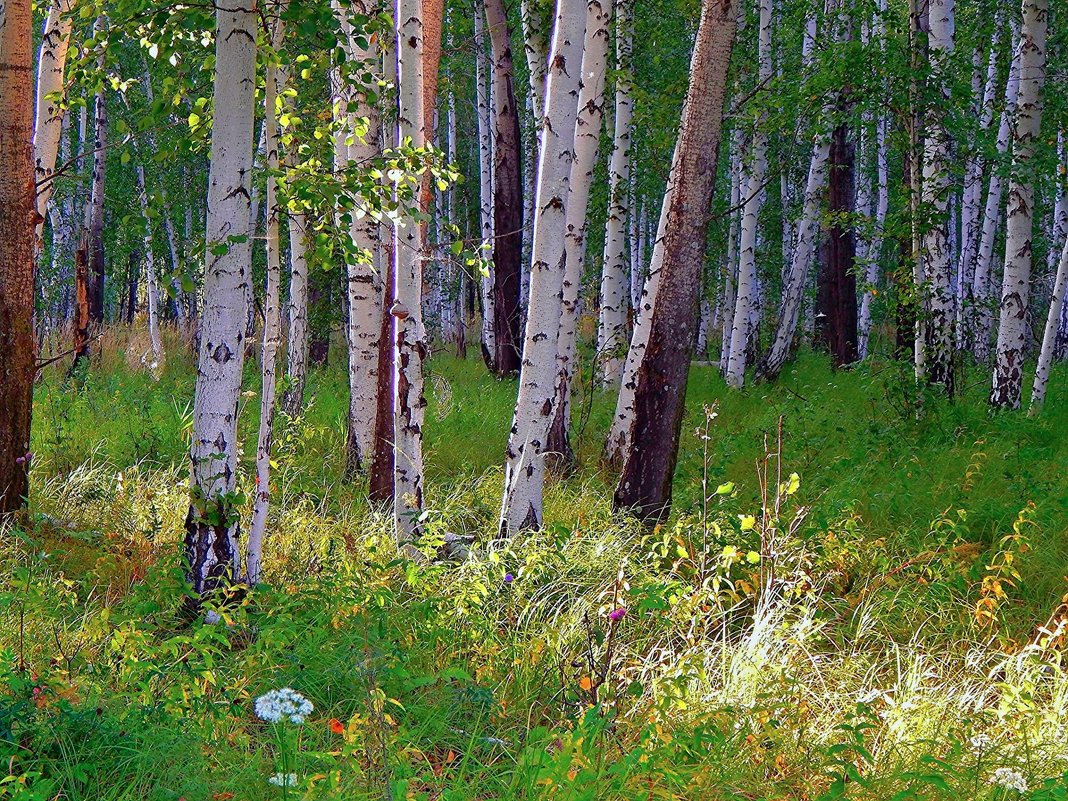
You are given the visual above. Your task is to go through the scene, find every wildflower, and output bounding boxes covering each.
[970,733,992,753]
[329,718,345,735]
[255,688,314,725]
[504,573,514,584]
[988,767,1028,793]
[609,607,627,622]
[268,773,298,788]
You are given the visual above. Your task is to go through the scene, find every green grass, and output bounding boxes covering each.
[4,326,1068,800]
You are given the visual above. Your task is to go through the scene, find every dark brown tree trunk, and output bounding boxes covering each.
[73,235,91,368]
[0,0,37,516]
[126,249,140,324]
[816,121,859,367]
[485,0,524,377]
[612,0,738,523]
[309,277,330,366]
[368,250,395,504]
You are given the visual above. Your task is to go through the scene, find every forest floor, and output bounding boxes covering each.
[3,326,1068,800]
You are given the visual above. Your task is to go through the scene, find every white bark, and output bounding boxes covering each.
[972,17,1022,358]
[474,3,496,364]
[33,0,73,249]
[184,0,257,596]
[336,0,384,475]
[956,24,1000,337]
[1031,233,1068,413]
[394,0,428,542]
[605,151,672,465]
[990,0,1047,409]
[520,0,548,124]
[725,0,772,389]
[920,0,955,389]
[760,128,830,377]
[719,124,742,373]
[134,165,162,372]
[248,7,286,585]
[499,0,587,534]
[553,0,610,449]
[276,44,310,418]
[596,0,633,386]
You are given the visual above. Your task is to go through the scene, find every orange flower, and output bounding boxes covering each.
[329,718,345,735]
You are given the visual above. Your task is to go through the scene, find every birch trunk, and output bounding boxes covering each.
[473,4,497,369]
[956,26,1000,339]
[596,0,634,386]
[0,0,36,515]
[183,0,257,598]
[719,124,742,373]
[246,7,286,586]
[134,165,162,371]
[725,0,772,389]
[393,0,429,543]
[499,0,587,535]
[613,0,738,521]
[990,0,1047,409]
[337,0,384,477]
[33,0,73,251]
[87,16,108,330]
[547,0,610,463]
[920,0,955,393]
[758,128,830,379]
[1030,234,1068,413]
[972,17,1022,358]
[520,0,548,124]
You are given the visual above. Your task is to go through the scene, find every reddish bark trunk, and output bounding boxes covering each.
[0,0,37,516]
[816,122,859,367]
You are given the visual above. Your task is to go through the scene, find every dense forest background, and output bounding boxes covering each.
[1,0,1068,796]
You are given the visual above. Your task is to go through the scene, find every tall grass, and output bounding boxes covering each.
[3,329,1067,799]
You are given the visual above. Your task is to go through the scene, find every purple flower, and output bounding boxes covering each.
[609,607,626,622]
[503,573,514,584]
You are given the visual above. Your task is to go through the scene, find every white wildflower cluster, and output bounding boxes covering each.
[988,767,1028,793]
[268,773,298,788]
[970,733,992,753]
[255,688,314,724]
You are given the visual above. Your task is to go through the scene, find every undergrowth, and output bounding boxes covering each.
[2,328,1068,799]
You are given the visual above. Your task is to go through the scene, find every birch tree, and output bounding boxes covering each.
[919,0,955,393]
[246,6,288,586]
[990,0,1047,409]
[613,0,738,520]
[972,18,1022,357]
[393,0,429,543]
[499,0,586,535]
[337,0,384,476]
[725,0,772,389]
[0,0,36,516]
[33,0,74,250]
[547,0,610,463]
[1031,234,1068,413]
[134,165,163,371]
[473,4,497,368]
[596,0,634,387]
[183,0,257,599]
